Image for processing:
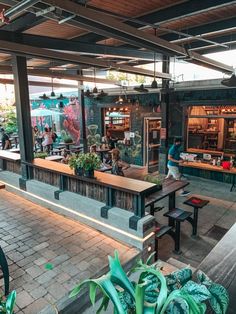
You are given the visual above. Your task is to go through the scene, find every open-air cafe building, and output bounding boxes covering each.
[0,0,235,313]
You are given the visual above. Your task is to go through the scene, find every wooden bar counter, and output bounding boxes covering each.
[22,158,159,229]
[181,161,236,189]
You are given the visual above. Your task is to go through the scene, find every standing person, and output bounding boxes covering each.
[166,137,190,196]
[0,128,11,150]
[42,127,53,153]
[111,148,130,176]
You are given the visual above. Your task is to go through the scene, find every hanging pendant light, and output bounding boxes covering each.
[50,77,56,98]
[39,93,50,100]
[57,93,66,100]
[92,67,98,95]
[151,28,158,89]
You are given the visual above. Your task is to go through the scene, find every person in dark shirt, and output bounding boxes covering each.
[166,137,190,196]
[0,128,10,150]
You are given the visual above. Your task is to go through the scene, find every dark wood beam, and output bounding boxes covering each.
[0,39,171,78]
[129,0,236,27]
[0,65,118,84]
[12,55,34,183]
[0,30,155,61]
[41,0,233,74]
[0,77,78,88]
[1,12,46,32]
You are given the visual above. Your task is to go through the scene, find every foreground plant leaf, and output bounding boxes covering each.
[182,280,211,303]
[208,283,229,314]
[160,289,202,314]
[70,275,126,314]
[166,268,192,291]
[5,291,16,314]
[166,297,189,314]
[108,251,135,300]
[196,270,212,287]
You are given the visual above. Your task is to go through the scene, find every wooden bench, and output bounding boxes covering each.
[0,150,21,174]
[0,181,5,189]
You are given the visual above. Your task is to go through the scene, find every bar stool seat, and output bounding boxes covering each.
[163,208,192,254]
[184,197,209,237]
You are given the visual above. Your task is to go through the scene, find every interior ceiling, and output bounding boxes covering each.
[0,0,235,79]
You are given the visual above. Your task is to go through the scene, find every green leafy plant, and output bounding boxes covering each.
[34,152,48,159]
[68,154,84,170]
[0,290,17,314]
[3,111,18,134]
[61,130,73,143]
[144,175,163,187]
[80,153,101,171]
[70,251,229,314]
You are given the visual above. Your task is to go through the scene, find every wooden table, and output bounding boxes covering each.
[96,148,111,161]
[197,223,236,313]
[9,148,20,153]
[59,142,76,150]
[45,155,64,162]
[181,161,236,191]
[145,179,189,212]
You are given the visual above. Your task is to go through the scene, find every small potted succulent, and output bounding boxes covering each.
[81,152,101,178]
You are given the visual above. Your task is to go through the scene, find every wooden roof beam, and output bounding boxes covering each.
[0,39,171,78]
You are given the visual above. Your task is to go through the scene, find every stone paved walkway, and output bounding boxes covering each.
[0,190,138,314]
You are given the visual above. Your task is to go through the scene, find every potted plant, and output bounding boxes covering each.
[81,152,101,178]
[34,152,48,159]
[68,155,84,176]
[144,174,163,191]
[70,251,229,314]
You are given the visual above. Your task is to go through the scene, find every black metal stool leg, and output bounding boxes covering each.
[173,221,182,255]
[0,246,9,295]
[154,238,158,261]
[192,207,199,237]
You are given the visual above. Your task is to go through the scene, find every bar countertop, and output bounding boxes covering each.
[27,158,159,195]
[181,161,236,174]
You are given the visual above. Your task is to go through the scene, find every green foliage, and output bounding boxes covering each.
[70,251,229,314]
[0,290,17,314]
[68,153,101,171]
[3,111,17,134]
[144,175,163,187]
[61,130,73,143]
[34,152,48,159]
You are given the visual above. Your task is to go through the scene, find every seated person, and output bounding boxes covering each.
[102,130,118,149]
[111,148,130,176]
[89,144,97,153]
[61,150,71,164]
[0,128,11,150]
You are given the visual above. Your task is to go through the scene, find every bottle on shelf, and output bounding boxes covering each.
[216,157,221,167]
[230,156,234,168]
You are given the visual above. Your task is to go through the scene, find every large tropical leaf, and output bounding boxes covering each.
[160,290,202,314]
[108,251,135,300]
[5,291,16,314]
[208,283,229,314]
[182,280,211,303]
[96,295,110,314]
[196,270,212,287]
[166,297,189,314]
[166,268,192,291]
[135,266,168,312]
[70,275,126,314]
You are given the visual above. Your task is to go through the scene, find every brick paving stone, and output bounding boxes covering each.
[25,265,45,279]
[0,190,138,314]
[15,290,34,309]
[29,285,47,299]
[23,297,49,314]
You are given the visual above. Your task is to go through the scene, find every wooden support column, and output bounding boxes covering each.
[12,55,34,188]
[159,56,170,174]
[78,76,88,153]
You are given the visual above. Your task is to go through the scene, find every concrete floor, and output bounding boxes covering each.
[0,190,138,314]
[154,175,236,267]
